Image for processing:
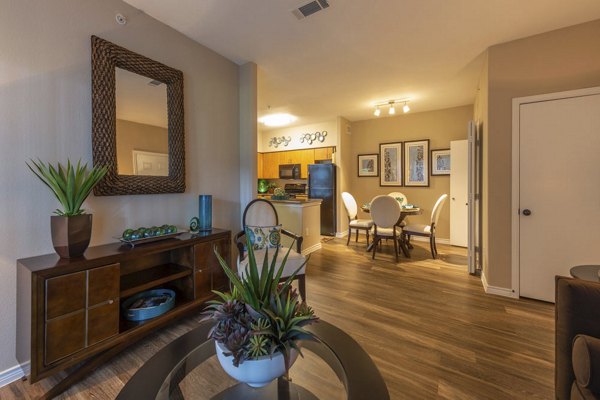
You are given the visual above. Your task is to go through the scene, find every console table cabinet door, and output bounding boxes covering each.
[45,311,85,365]
[88,263,120,306]
[46,271,86,320]
[87,301,119,346]
[211,239,230,291]
[194,239,230,295]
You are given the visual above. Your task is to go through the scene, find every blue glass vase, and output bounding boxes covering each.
[198,195,212,232]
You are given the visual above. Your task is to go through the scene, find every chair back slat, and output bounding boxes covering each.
[387,192,408,206]
[341,192,358,220]
[431,194,448,226]
[370,195,401,229]
[243,199,278,228]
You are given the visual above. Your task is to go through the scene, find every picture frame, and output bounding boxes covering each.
[379,142,403,186]
[404,139,429,187]
[357,154,379,177]
[431,148,451,176]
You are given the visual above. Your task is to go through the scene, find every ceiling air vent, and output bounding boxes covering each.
[292,0,330,20]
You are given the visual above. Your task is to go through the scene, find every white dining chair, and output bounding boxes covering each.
[387,192,409,227]
[341,192,374,246]
[387,192,408,206]
[235,199,307,299]
[370,195,403,262]
[402,194,448,259]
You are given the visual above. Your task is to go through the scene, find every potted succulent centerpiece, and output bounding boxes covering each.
[203,238,318,388]
[27,159,107,258]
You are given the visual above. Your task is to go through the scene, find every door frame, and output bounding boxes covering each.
[511,86,600,298]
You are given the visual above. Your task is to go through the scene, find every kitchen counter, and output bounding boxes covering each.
[255,197,322,255]
[268,198,321,205]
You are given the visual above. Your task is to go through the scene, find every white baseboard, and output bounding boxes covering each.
[0,362,29,388]
[302,242,322,255]
[481,271,518,298]
[335,231,347,238]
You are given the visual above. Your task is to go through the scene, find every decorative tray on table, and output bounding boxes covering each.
[116,225,186,247]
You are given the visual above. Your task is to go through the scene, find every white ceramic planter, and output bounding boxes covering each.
[215,341,299,388]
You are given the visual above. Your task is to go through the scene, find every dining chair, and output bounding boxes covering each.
[402,194,448,259]
[370,195,403,262]
[341,192,374,246]
[387,192,408,206]
[387,192,409,227]
[234,199,307,300]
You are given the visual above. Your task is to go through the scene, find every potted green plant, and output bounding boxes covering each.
[27,159,107,258]
[203,236,318,387]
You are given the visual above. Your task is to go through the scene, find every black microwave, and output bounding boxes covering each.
[279,164,301,179]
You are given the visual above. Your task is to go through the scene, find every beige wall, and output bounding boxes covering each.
[0,0,241,373]
[116,119,168,175]
[350,105,473,239]
[258,120,338,152]
[336,117,352,235]
[483,19,600,289]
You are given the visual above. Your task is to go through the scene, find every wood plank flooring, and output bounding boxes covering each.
[0,239,555,399]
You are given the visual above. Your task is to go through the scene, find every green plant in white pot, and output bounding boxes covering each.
[203,236,318,387]
[27,159,107,258]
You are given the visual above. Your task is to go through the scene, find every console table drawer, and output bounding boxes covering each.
[89,263,119,306]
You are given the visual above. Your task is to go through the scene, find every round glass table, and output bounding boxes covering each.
[117,320,389,400]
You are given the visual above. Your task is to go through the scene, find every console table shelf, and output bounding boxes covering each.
[16,229,231,400]
[120,263,192,298]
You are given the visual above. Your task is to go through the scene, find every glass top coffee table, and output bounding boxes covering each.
[117,320,389,400]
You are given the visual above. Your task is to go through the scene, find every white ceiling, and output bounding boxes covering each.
[123,0,600,129]
[116,67,168,128]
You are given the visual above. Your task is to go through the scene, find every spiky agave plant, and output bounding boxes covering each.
[203,233,319,370]
[27,159,107,216]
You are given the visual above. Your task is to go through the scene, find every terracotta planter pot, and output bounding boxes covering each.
[50,214,92,258]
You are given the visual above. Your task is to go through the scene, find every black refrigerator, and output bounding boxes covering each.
[308,163,337,236]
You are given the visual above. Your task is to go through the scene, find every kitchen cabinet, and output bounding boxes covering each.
[257,153,264,179]
[257,147,334,180]
[300,150,315,178]
[314,147,333,161]
[262,152,280,179]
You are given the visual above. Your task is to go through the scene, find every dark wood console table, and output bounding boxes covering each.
[16,229,231,399]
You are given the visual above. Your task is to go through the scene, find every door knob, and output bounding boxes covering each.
[522,209,532,216]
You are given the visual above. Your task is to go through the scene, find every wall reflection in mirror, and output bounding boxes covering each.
[115,67,169,176]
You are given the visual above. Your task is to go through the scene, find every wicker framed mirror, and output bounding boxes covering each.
[91,36,185,195]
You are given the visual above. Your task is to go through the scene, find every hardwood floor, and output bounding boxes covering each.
[0,239,555,399]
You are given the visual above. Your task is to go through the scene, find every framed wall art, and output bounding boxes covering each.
[379,142,403,186]
[431,148,451,175]
[404,139,429,187]
[357,154,379,177]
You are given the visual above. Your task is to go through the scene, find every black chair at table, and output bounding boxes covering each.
[234,199,307,300]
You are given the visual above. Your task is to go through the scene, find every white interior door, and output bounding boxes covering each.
[450,140,468,247]
[519,92,600,302]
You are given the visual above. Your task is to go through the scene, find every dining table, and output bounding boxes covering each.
[360,203,422,256]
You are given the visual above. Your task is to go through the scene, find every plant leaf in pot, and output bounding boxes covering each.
[202,233,319,387]
[27,159,107,258]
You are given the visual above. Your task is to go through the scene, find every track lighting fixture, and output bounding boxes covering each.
[372,99,410,117]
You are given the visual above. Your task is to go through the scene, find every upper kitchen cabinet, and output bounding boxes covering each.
[261,152,280,179]
[257,147,334,180]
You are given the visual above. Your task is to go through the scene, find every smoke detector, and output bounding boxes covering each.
[291,0,330,20]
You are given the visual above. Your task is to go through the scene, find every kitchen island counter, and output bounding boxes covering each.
[258,198,321,254]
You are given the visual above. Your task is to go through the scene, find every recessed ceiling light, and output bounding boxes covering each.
[259,113,297,127]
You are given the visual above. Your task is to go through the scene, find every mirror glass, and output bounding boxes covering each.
[115,67,169,176]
